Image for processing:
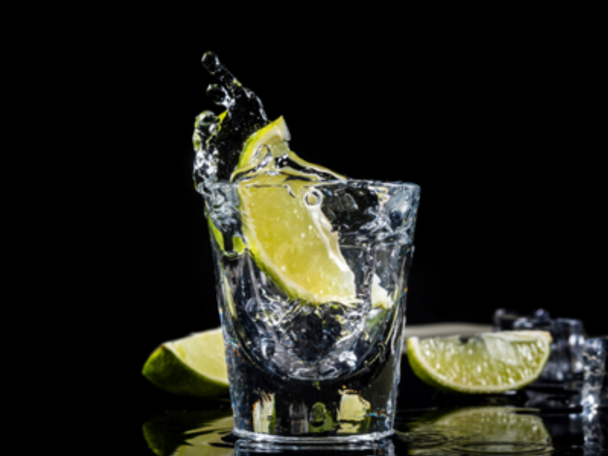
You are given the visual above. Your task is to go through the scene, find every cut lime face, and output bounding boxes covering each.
[211,115,394,307]
[406,330,552,394]
[237,174,358,305]
[142,328,229,398]
[229,116,359,306]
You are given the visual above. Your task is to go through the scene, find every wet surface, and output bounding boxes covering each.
[140,363,608,455]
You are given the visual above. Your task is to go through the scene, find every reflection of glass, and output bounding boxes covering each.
[210,180,420,443]
[493,308,586,382]
[234,438,395,455]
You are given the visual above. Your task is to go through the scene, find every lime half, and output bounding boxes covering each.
[407,330,552,394]
[142,328,229,398]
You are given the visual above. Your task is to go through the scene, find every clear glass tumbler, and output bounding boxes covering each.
[206,179,420,444]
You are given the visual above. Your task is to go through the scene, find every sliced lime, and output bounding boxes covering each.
[229,116,358,306]
[406,330,552,394]
[142,328,229,398]
[230,116,344,182]
[237,173,358,305]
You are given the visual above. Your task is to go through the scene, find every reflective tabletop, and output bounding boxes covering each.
[141,361,607,455]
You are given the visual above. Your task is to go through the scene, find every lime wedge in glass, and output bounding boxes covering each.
[231,117,359,306]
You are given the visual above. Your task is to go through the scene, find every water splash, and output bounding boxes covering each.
[193,51,269,191]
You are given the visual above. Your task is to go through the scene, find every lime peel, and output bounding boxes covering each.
[143,328,229,398]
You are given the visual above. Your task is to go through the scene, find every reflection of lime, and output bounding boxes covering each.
[142,329,229,398]
[143,409,233,456]
[407,331,552,394]
[337,392,371,434]
[410,406,552,454]
[252,392,276,434]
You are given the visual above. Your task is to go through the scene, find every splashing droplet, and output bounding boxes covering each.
[304,189,323,207]
[201,51,220,72]
[193,51,269,187]
[207,84,232,109]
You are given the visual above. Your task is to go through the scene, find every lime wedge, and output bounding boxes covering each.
[406,330,552,394]
[231,116,358,306]
[238,173,358,305]
[142,328,229,398]
[231,116,344,181]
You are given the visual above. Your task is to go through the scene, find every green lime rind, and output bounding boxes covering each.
[406,339,454,393]
[207,216,225,251]
[142,343,229,399]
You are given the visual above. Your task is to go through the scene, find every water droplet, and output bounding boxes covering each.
[304,189,323,207]
[193,51,269,185]
[201,51,220,73]
[207,84,232,108]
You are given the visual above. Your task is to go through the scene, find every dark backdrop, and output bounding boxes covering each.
[102,15,605,456]
[118,23,603,399]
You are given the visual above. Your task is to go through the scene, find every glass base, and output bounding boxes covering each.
[233,427,394,445]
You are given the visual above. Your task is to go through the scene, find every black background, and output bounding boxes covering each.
[133,30,603,354]
[94,11,606,456]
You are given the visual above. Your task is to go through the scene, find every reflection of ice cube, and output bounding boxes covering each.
[581,337,607,450]
[493,308,586,382]
[582,337,608,411]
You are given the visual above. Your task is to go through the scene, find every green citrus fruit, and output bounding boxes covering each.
[232,117,359,306]
[406,330,552,394]
[142,328,229,398]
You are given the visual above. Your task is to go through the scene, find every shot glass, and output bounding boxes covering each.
[206,179,420,444]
